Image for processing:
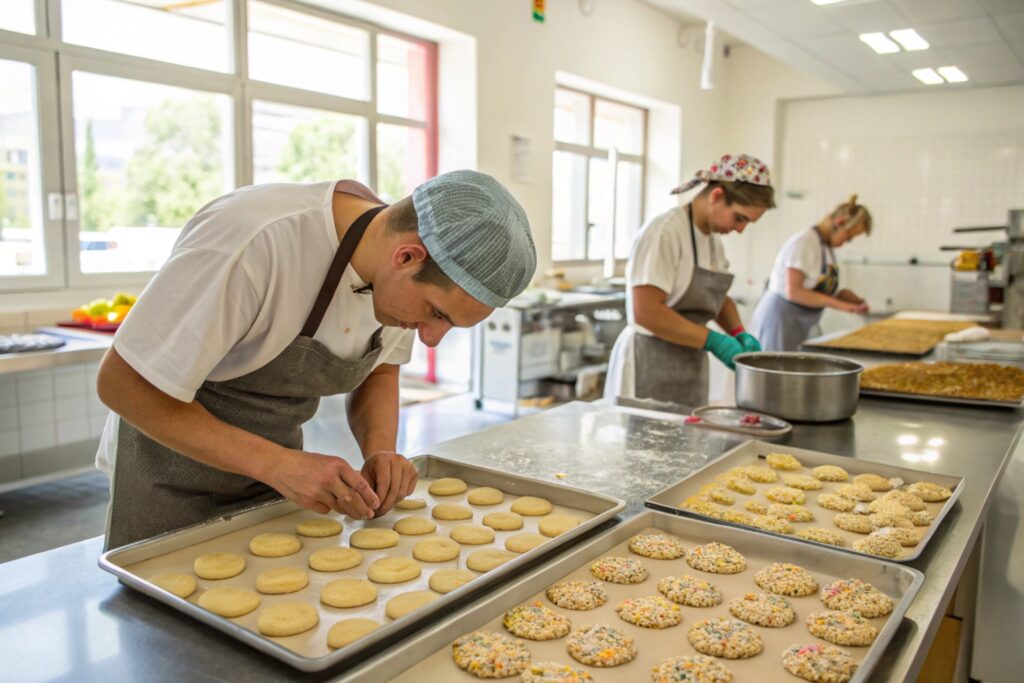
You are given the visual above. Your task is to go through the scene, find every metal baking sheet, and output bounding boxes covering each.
[336,509,923,683]
[860,386,1024,409]
[98,454,625,672]
[645,440,963,562]
[802,328,931,357]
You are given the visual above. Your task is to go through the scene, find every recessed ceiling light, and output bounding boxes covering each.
[913,68,943,85]
[938,66,968,83]
[810,0,847,5]
[860,32,900,54]
[890,28,929,51]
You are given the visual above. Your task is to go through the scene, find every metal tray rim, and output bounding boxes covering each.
[802,329,932,357]
[860,387,1024,409]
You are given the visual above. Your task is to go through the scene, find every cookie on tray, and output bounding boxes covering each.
[833,513,873,534]
[782,474,824,491]
[628,533,687,559]
[546,580,608,611]
[905,481,953,502]
[743,500,769,515]
[747,515,793,534]
[766,486,806,505]
[452,631,531,678]
[867,498,912,516]
[502,602,572,640]
[820,578,894,618]
[743,465,779,483]
[811,465,849,482]
[728,592,796,627]
[521,662,594,682]
[686,542,747,574]
[782,643,859,683]
[589,556,648,584]
[566,624,637,667]
[833,484,877,502]
[868,511,913,530]
[651,655,733,683]
[910,510,935,526]
[852,473,893,492]
[720,475,757,495]
[754,562,820,597]
[769,503,815,523]
[817,493,856,512]
[657,574,723,607]
[852,535,902,558]
[698,485,736,506]
[721,510,756,526]
[615,595,684,629]
[870,526,919,547]
[878,489,926,512]
[796,528,844,546]
[806,610,878,647]
[766,453,803,470]
[687,618,763,659]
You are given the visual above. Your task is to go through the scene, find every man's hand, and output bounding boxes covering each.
[361,451,418,517]
[267,450,380,519]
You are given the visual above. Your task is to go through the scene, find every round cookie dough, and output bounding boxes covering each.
[615,595,683,628]
[295,518,342,538]
[482,511,524,531]
[817,493,856,512]
[350,528,401,549]
[193,552,245,580]
[149,573,196,598]
[198,587,260,618]
[853,535,902,558]
[432,503,473,521]
[728,591,796,627]
[806,610,878,647]
[412,536,461,562]
[249,532,302,558]
[765,486,806,505]
[522,662,594,683]
[701,487,736,505]
[797,527,845,546]
[833,484,876,502]
[566,623,637,667]
[905,481,952,502]
[910,510,935,526]
[309,546,363,572]
[386,590,440,619]
[748,515,793,534]
[720,475,757,495]
[657,574,722,607]
[393,516,437,536]
[428,477,468,496]
[430,568,477,594]
[754,562,819,597]
[743,465,779,483]
[502,602,572,640]
[686,542,746,574]
[450,524,496,545]
[627,533,686,559]
[395,497,427,510]
[467,487,505,506]
[769,503,815,523]
[820,578,894,618]
[467,549,518,573]
[742,500,769,515]
[505,532,548,553]
[255,566,309,594]
[833,513,873,534]
[812,465,850,482]
[782,474,824,490]
[766,452,802,470]
[320,578,378,608]
[510,496,553,516]
[651,655,733,683]
[258,602,319,637]
[868,511,913,530]
[782,644,858,683]
[452,631,531,678]
[590,556,649,584]
[367,556,422,584]
[687,617,763,659]
[327,618,381,649]
[539,514,580,537]
[879,489,926,512]
[546,580,608,610]
[853,473,892,492]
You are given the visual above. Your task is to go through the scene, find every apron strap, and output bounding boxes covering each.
[687,204,698,267]
[301,204,387,338]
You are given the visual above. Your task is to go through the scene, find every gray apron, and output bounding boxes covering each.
[633,205,734,407]
[752,226,838,352]
[106,204,388,549]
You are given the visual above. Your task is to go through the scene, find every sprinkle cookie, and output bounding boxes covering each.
[782,474,824,491]
[769,503,815,523]
[906,481,953,502]
[615,595,683,628]
[820,578,893,618]
[782,643,858,683]
[651,655,733,683]
[590,556,649,584]
[687,618,763,659]
[833,513,873,534]
[700,487,736,505]
[766,453,802,470]
[628,533,687,559]
[853,473,892,492]
[806,610,878,646]
[743,465,778,483]
[721,476,757,495]
[812,465,849,482]
[747,515,793,534]
[521,662,594,682]
[452,631,531,678]
[755,562,819,597]
[657,574,723,607]
[878,490,926,511]
[868,511,912,530]
[546,580,608,610]
[766,486,806,505]
[686,542,746,574]
[867,498,911,516]
[833,484,876,502]
[910,510,935,526]
[797,528,844,546]
[873,527,919,547]
[743,500,769,515]
[503,602,572,640]
[566,624,637,667]
[853,535,902,558]
[728,592,796,627]
[817,493,856,512]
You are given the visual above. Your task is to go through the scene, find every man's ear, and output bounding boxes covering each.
[392,242,429,269]
[709,186,726,205]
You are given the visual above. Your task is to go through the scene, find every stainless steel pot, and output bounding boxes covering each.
[734,352,863,422]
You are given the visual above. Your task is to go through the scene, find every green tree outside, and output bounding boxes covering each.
[276,116,359,183]
[79,119,117,232]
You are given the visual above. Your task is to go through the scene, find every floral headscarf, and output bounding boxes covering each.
[671,154,772,195]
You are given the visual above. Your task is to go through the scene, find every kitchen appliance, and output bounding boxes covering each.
[945,208,1024,325]
[734,351,863,422]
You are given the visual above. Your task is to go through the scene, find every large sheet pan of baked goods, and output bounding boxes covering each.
[860,360,1024,408]
[98,455,624,672]
[645,440,962,563]
[334,510,922,683]
[803,318,977,355]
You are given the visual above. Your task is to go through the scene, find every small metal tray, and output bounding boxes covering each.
[690,405,793,437]
[337,510,923,682]
[645,440,963,562]
[98,454,625,673]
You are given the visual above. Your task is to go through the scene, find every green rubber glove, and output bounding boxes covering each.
[703,330,744,370]
[735,331,762,353]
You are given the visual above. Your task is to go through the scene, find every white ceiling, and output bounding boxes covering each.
[642,0,1024,93]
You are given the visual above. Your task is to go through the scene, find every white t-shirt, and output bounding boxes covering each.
[96,180,414,474]
[626,205,730,337]
[767,227,832,296]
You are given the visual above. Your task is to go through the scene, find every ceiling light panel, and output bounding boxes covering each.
[889,28,929,51]
[938,66,968,82]
[860,32,900,54]
[912,68,944,84]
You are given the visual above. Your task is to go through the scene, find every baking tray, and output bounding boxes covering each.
[336,509,923,682]
[645,440,963,562]
[860,386,1024,409]
[98,454,625,672]
[802,328,930,357]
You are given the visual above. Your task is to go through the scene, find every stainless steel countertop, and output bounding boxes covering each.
[0,399,1019,682]
[0,327,111,375]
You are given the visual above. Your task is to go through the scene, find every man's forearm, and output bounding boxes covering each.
[347,365,400,458]
[714,297,742,333]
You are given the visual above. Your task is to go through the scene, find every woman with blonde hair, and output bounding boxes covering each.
[751,194,872,352]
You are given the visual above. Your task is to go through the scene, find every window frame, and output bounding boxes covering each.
[551,85,648,266]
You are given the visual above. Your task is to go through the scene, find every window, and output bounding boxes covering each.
[0,1,36,35]
[551,87,647,262]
